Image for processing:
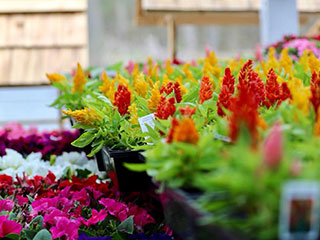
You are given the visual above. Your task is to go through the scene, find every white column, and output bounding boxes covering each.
[260,0,299,47]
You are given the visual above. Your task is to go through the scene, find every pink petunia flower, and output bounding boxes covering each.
[82,209,108,227]
[99,198,128,221]
[50,216,80,240]
[0,215,22,237]
[0,199,14,212]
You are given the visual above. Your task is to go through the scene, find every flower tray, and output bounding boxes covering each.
[160,187,245,240]
[95,147,153,192]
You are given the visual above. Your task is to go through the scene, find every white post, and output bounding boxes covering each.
[260,0,299,47]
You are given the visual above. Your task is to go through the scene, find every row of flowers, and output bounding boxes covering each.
[0,172,172,240]
[0,122,80,159]
[45,42,320,239]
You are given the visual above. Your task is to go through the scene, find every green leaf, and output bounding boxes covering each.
[5,233,20,240]
[117,216,134,234]
[124,163,147,172]
[30,215,43,227]
[27,195,35,203]
[23,229,37,240]
[87,140,104,157]
[33,229,52,240]
[71,131,96,148]
[75,168,92,179]
[111,231,127,240]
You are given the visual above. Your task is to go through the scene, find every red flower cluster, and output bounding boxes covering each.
[199,76,213,104]
[113,85,131,115]
[217,68,235,116]
[265,68,291,108]
[160,81,182,103]
[228,60,262,146]
[160,82,174,95]
[173,82,182,103]
[155,97,176,120]
[310,71,320,118]
[179,105,196,117]
[237,59,266,107]
[166,118,179,143]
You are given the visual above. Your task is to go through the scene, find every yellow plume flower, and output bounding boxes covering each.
[99,72,115,102]
[299,49,309,73]
[115,72,129,87]
[146,76,154,88]
[229,59,238,72]
[133,73,148,98]
[147,57,153,76]
[308,50,320,74]
[150,64,159,79]
[46,73,67,84]
[72,63,86,93]
[288,77,311,116]
[148,81,161,112]
[62,108,101,126]
[208,51,218,66]
[132,63,140,79]
[267,47,279,70]
[162,74,169,87]
[182,63,197,83]
[165,60,174,75]
[128,103,139,125]
[279,48,292,76]
[260,61,269,77]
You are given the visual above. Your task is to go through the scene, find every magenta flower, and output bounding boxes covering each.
[125,60,136,75]
[99,198,128,221]
[50,216,80,240]
[82,209,108,227]
[44,209,67,226]
[0,215,22,237]
[128,205,155,228]
[263,122,283,170]
[16,196,28,205]
[0,199,14,212]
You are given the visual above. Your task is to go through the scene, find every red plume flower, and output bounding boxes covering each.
[113,85,131,115]
[160,81,174,95]
[229,86,260,146]
[217,68,235,116]
[155,97,176,120]
[199,76,213,104]
[179,105,196,117]
[265,68,280,108]
[265,68,291,108]
[310,71,320,118]
[166,118,179,143]
[173,82,182,103]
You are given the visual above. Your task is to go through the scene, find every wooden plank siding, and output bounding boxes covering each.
[0,0,88,86]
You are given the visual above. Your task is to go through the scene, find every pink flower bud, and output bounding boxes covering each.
[263,122,283,170]
[290,160,302,177]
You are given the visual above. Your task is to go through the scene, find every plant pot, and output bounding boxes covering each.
[95,147,153,192]
[160,186,245,240]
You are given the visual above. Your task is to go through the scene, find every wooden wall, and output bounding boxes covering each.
[0,0,88,86]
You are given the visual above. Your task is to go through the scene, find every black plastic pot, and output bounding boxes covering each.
[95,147,153,192]
[160,187,245,240]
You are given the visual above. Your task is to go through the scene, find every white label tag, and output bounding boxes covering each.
[138,113,155,133]
[279,180,320,240]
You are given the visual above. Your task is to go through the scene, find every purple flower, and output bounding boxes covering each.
[77,232,112,240]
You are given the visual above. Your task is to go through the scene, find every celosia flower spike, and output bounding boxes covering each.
[310,71,320,119]
[199,76,213,104]
[113,85,131,116]
[217,67,235,116]
[155,97,176,120]
[72,63,86,93]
